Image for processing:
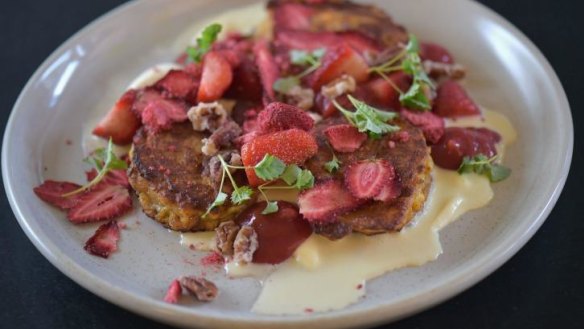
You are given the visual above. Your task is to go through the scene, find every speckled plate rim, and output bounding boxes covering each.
[2,0,573,328]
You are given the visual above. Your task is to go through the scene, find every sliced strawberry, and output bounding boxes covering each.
[241,129,318,186]
[197,51,234,102]
[163,279,183,304]
[323,124,367,153]
[131,89,188,133]
[184,62,203,77]
[67,182,132,224]
[400,109,445,144]
[309,44,369,91]
[92,90,141,145]
[364,72,412,110]
[343,159,398,201]
[257,102,314,134]
[254,40,280,103]
[85,169,130,188]
[33,180,82,210]
[433,80,481,118]
[275,30,381,55]
[298,180,363,222]
[226,57,263,102]
[154,70,199,103]
[84,220,120,258]
[420,42,455,64]
[374,170,401,202]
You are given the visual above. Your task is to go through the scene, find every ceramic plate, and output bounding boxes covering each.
[2,0,572,328]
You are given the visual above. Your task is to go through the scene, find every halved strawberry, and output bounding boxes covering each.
[400,109,445,144]
[241,129,318,186]
[420,42,455,64]
[92,90,141,145]
[323,124,367,153]
[33,180,82,210]
[344,159,401,202]
[309,44,370,91]
[197,51,234,102]
[67,182,132,224]
[256,102,314,134]
[364,72,412,110]
[433,80,481,118]
[154,70,199,103]
[132,89,189,133]
[164,279,183,304]
[254,40,280,102]
[84,220,120,258]
[85,169,130,189]
[298,180,363,222]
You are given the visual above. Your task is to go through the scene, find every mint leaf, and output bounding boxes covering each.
[186,23,222,63]
[281,164,302,185]
[231,186,253,205]
[273,76,300,94]
[262,201,279,215]
[254,154,286,181]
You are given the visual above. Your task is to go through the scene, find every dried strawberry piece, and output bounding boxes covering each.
[298,180,363,222]
[85,169,130,189]
[309,44,369,91]
[256,102,314,134]
[33,180,82,210]
[433,80,481,118]
[344,159,400,201]
[131,89,188,133]
[241,129,318,186]
[420,42,455,64]
[67,182,132,224]
[92,89,141,145]
[400,109,445,144]
[154,70,199,103]
[84,220,120,258]
[254,40,280,103]
[163,279,182,304]
[324,124,367,153]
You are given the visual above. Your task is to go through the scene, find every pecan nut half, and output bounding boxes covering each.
[180,276,218,302]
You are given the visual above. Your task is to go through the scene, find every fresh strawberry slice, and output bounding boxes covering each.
[92,90,141,145]
[420,42,455,64]
[400,109,445,144]
[154,70,199,103]
[67,182,132,224]
[323,124,367,153]
[275,30,381,55]
[163,279,183,304]
[257,102,314,134]
[197,51,234,102]
[84,220,120,258]
[433,80,481,118]
[85,169,130,188]
[364,72,412,110]
[33,180,82,210]
[225,57,263,102]
[343,160,396,200]
[241,129,318,186]
[309,44,369,91]
[298,180,363,222]
[254,40,280,103]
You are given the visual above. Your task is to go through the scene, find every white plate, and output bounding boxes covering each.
[2,0,572,328]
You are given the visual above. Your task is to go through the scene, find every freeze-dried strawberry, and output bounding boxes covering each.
[400,109,445,144]
[241,129,318,186]
[374,176,402,203]
[85,169,130,189]
[197,51,234,102]
[256,102,314,134]
[84,220,120,258]
[254,40,280,103]
[272,2,314,31]
[67,182,132,224]
[433,80,481,118]
[420,42,454,64]
[309,44,369,91]
[154,70,199,103]
[324,124,367,153]
[33,180,82,210]
[132,89,188,133]
[344,159,398,201]
[163,279,182,304]
[298,180,363,222]
[364,72,412,110]
[92,89,141,145]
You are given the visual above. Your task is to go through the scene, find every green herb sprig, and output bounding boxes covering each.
[369,34,435,111]
[457,154,511,182]
[62,138,128,197]
[332,95,400,138]
[273,48,326,94]
[186,23,222,63]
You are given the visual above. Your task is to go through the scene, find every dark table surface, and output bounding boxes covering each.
[1,0,582,328]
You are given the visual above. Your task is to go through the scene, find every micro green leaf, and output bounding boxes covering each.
[294,169,315,190]
[273,48,326,95]
[254,154,286,181]
[458,154,511,183]
[186,23,222,63]
[333,95,400,138]
[273,76,301,94]
[203,192,228,217]
[262,201,279,215]
[281,164,302,185]
[231,186,253,205]
[324,154,341,173]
